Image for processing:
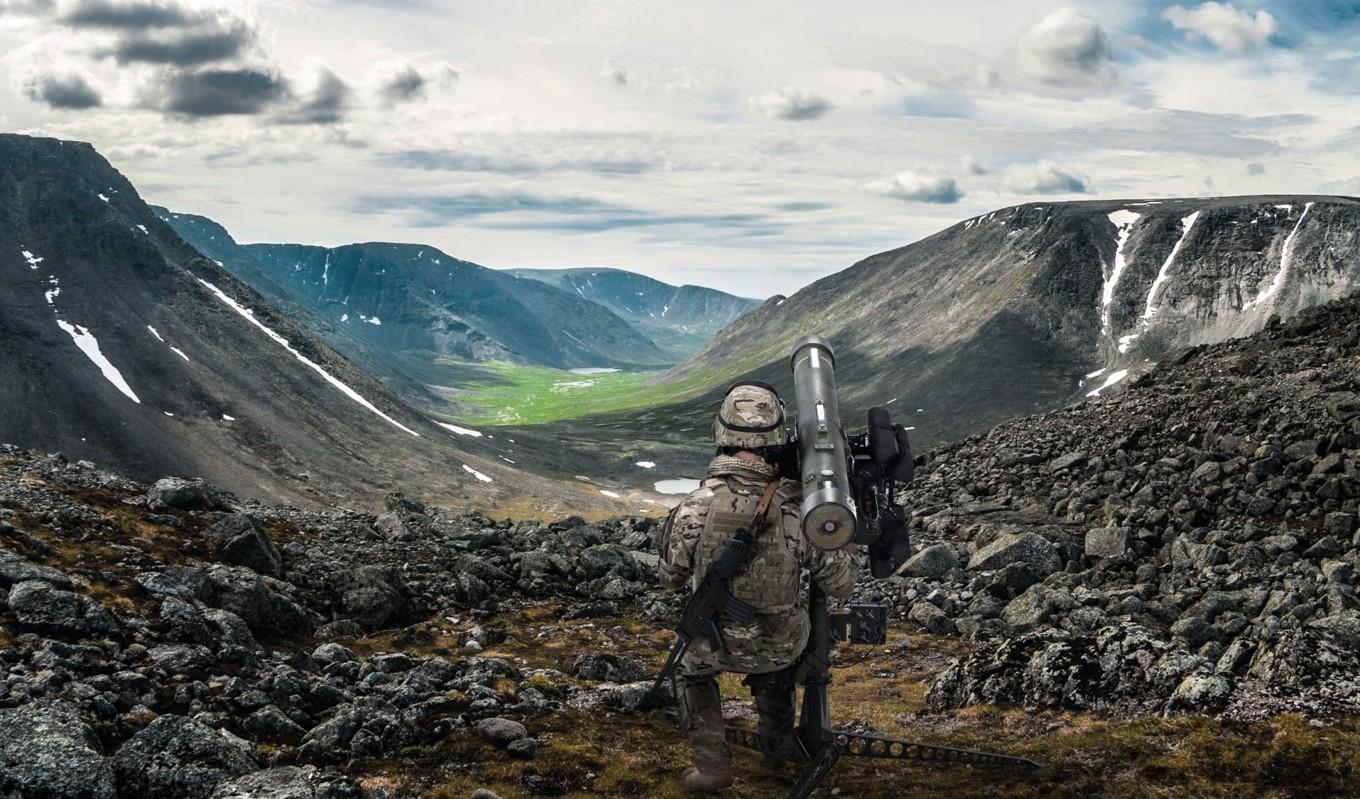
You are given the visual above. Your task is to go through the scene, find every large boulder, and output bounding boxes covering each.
[898,543,959,579]
[147,477,229,512]
[967,532,1062,577]
[7,580,119,639]
[0,703,117,799]
[112,715,257,799]
[334,565,413,631]
[205,565,314,637]
[204,514,284,577]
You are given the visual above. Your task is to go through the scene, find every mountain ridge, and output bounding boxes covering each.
[507,267,762,359]
[0,133,621,515]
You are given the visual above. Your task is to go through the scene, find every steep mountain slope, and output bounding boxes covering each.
[153,209,440,401]
[507,267,761,359]
[0,134,618,515]
[159,210,670,372]
[658,196,1360,450]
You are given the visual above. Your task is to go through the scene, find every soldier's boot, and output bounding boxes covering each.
[679,675,733,793]
[746,668,803,771]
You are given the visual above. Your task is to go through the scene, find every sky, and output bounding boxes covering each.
[2,1,1358,298]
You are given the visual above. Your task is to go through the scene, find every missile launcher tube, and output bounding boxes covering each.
[789,336,857,550]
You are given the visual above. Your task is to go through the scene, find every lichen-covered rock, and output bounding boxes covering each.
[7,580,119,639]
[898,543,958,579]
[112,715,257,798]
[209,767,317,799]
[967,532,1062,577]
[204,514,284,577]
[0,702,116,799]
[147,477,228,512]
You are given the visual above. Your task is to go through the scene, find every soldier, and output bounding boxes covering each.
[657,381,857,793]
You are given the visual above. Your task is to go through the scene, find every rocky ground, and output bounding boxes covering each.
[4,293,1360,799]
[881,295,1360,721]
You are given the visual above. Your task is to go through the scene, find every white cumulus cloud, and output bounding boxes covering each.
[1164,2,1278,53]
[1015,8,1116,87]
[866,170,961,204]
[1001,160,1089,194]
[749,85,831,121]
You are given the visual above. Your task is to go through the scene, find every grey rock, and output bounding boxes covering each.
[0,702,117,799]
[8,580,119,639]
[1084,527,1131,559]
[597,681,672,713]
[0,549,73,589]
[147,477,228,512]
[1325,512,1357,538]
[1166,674,1232,713]
[967,532,1062,577]
[243,705,306,744]
[113,715,257,799]
[1002,585,1077,631]
[1324,393,1360,422]
[204,514,283,577]
[569,653,647,683]
[908,601,956,635]
[209,767,316,799]
[898,543,958,579]
[475,717,528,747]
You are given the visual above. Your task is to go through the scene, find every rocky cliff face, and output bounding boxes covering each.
[665,195,1360,449]
[0,134,613,513]
[507,268,761,359]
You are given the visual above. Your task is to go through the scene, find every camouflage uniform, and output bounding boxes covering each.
[659,433,856,787]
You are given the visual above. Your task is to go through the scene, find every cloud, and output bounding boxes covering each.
[1001,160,1089,194]
[1164,3,1278,53]
[1318,176,1360,196]
[374,60,458,105]
[149,68,288,116]
[1015,8,1116,87]
[105,20,255,65]
[379,147,651,175]
[283,62,350,124]
[0,0,54,14]
[866,170,962,203]
[960,155,987,175]
[354,192,776,234]
[749,86,831,121]
[600,57,626,86]
[60,0,194,29]
[25,71,102,108]
[1246,161,1265,175]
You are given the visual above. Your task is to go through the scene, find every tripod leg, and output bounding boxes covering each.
[787,743,842,799]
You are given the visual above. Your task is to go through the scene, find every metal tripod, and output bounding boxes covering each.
[723,585,1045,799]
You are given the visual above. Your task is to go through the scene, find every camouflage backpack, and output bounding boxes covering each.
[692,477,802,615]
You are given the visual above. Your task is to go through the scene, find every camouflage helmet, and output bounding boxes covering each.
[712,381,788,448]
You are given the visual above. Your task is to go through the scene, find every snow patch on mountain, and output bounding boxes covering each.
[196,278,420,437]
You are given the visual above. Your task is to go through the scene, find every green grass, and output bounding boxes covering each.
[442,360,732,426]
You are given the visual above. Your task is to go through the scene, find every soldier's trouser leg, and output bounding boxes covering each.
[678,672,733,791]
[744,666,802,763]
